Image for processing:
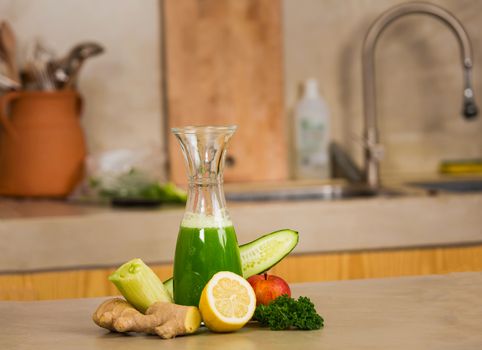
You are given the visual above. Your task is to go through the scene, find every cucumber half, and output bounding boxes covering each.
[163,229,298,299]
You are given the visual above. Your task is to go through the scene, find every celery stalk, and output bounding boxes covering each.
[108,258,172,313]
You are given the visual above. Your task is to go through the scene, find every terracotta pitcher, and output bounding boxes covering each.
[0,90,86,197]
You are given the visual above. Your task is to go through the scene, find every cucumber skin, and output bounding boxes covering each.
[163,229,298,298]
[240,229,299,278]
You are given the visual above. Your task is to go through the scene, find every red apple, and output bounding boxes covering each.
[247,273,291,305]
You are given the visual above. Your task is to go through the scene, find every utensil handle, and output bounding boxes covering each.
[5,60,19,84]
[76,94,83,115]
[0,73,20,90]
[0,91,21,136]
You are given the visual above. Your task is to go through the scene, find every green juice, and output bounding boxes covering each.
[173,225,243,306]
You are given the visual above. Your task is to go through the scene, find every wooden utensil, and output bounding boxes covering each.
[0,73,20,90]
[0,21,19,83]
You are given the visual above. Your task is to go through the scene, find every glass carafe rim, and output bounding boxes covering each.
[171,125,237,135]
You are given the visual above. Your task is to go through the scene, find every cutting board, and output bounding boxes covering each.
[163,0,288,183]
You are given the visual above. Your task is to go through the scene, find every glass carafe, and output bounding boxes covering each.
[172,126,243,306]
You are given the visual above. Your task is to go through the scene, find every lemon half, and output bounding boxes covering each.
[199,271,256,333]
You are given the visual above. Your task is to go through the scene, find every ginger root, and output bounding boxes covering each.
[92,298,201,339]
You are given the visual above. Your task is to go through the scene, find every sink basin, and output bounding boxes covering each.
[225,178,482,202]
[407,179,482,193]
[226,183,378,202]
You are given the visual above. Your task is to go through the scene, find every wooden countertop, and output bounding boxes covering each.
[1,272,481,349]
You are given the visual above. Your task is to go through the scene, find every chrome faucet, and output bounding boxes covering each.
[362,2,478,189]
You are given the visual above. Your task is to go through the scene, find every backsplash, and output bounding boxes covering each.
[283,0,482,178]
[2,0,481,183]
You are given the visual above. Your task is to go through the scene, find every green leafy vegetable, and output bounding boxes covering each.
[90,168,187,204]
[254,295,324,330]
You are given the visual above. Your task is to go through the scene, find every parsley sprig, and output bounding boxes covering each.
[254,295,324,330]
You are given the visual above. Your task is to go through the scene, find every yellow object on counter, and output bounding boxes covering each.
[439,159,482,175]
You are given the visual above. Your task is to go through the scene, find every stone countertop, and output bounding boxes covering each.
[1,272,481,350]
[0,193,482,273]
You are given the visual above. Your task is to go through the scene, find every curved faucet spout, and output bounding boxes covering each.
[362,1,478,189]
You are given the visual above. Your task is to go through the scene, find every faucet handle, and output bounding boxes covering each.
[350,133,385,161]
[463,88,478,119]
[366,141,385,161]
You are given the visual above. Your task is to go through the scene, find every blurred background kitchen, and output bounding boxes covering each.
[0,0,481,301]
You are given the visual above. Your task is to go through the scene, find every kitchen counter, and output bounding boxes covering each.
[1,193,482,273]
[1,271,481,349]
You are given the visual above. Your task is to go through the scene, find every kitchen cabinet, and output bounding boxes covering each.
[1,244,482,301]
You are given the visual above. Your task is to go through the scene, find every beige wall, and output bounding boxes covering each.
[3,0,481,182]
[0,0,166,176]
[283,0,482,178]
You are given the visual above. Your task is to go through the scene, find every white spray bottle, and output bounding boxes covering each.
[294,78,330,179]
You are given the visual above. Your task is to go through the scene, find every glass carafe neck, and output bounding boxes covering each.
[172,126,236,227]
[183,182,231,227]
[172,125,236,185]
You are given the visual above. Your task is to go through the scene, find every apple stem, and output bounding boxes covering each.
[264,272,268,280]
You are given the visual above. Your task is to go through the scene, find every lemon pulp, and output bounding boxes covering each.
[199,271,256,332]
